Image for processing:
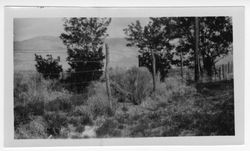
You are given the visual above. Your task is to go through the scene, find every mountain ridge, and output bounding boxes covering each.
[14,36,131,51]
[14,35,138,70]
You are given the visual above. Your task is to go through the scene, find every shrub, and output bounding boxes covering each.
[15,116,48,139]
[84,81,115,117]
[95,116,121,137]
[14,73,29,106]
[44,111,68,136]
[71,105,91,116]
[14,72,37,106]
[14,72,70,104]
[45,97,72,112]
[87,81,108,99]
[35,54,63,80]
[14,96,45,129]
[140,97,159,111]
[110,67,152,104]
[26,98,45,116]
[87,95,113,118]
[14,105,31,129]
[153,76,197,104]
[68,94,88,106]
[14,71,72,106]
[68,105,93,126]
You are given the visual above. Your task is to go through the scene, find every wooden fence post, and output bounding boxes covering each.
[219,65,221,80]
[150,48,156,92]
[194,17,200,82]
[105,43,112,109]
[222,64,226,80]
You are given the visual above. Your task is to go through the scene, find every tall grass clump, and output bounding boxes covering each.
[86,81,114,118]
[151,76,197,104]
[14,71,73,137]
[110,67,152,104]
[14,71,69,105]
[15,116,48,139]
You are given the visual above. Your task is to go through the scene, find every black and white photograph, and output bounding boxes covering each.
[13,16,235,139]
[4,6,245,146]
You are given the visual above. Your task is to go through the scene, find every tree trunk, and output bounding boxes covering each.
[150,49,156,92]
[203,57,214,82]
[194,17,200,82]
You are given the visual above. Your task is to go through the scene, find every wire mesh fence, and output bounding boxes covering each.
[14,45,113,108]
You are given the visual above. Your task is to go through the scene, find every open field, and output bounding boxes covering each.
[14,67,234,138]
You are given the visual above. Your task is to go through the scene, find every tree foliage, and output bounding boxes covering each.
[60,17,111,91]
[125,17,232,80]
[34,54,63,79]
[166,17,195,68]
[199,17,232,76]
[168,17,233,77]
[124,18,174,81]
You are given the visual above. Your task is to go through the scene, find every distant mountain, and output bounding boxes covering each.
[14,36,67,51]
[14,36,138,70]
[14,36,233,71]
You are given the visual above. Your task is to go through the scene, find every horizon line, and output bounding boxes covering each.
[14,35,127,42]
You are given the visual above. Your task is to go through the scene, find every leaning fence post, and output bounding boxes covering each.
[150,48,156,92]
[105,43,112,109]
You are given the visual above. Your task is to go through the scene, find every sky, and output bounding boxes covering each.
[14,18,150,41]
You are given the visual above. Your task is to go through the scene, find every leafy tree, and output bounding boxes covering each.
[160,17,198,79]
[168,17,232,78]
[124,18,174,85]
[60,17,111,91]
[171,39,193,79]
[199,17,232,77]
[34,54,63,79]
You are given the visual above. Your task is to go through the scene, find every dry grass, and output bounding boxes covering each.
[14,68,234,139]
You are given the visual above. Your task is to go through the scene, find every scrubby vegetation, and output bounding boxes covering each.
[34,54,63,79]
[14,67,234,139]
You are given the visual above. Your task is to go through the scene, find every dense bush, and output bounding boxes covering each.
[35,54,63,79]
[45,98,72,112]
[44,111,68,136]
[14,72,68,104]
[14,105,31,130]
[14,72,73,138]
[95,117,121,137]
[68,94,88,106]
[15,116,48,139]
[87,95,113,118]
[110,67,152,104]
[69,105,93,126]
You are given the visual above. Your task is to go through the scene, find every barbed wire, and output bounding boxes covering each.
[14,59,105,63]
[31,80,99,87]
[57,81,95,85]
[24,70,104,76]
[15,51,67,54]
[30,72,102,87]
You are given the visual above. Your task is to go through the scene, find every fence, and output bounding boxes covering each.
[173,61,234,83]
[14,44,113,108]
[215,61,233,81]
